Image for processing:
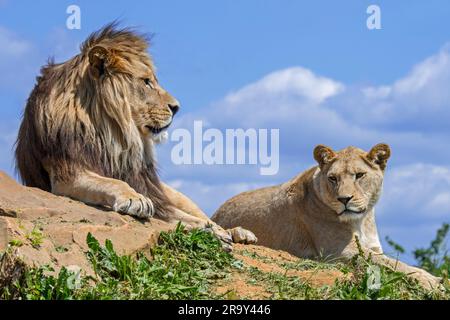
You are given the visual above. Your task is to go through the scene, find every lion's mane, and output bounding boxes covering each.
[15,23,171,216]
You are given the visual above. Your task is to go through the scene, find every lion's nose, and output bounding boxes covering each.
[337,196,353,205]
[168,104,180,116]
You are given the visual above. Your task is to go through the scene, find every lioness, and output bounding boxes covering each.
[213,143,441,289]
[15,23,255,247]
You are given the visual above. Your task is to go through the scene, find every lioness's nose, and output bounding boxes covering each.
[337,196,353,205]
[169,104,179,116]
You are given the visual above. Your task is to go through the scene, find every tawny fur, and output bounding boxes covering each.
[213,144,442,289]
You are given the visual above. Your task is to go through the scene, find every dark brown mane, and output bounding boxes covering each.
[15,23,171,217]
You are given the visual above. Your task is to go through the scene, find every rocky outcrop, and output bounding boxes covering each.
[0,171,348,297]
[0,171,176,279]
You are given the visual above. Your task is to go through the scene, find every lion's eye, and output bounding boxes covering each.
[143,78,154,89]
[355,172,366,179]
[328,176,337,184]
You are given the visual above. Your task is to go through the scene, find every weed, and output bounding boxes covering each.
[25,226,44,248]
[8,239,23,247]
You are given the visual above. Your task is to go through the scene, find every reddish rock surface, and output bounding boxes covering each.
[0,171,176,278]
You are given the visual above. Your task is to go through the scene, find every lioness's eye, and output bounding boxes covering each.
[328,176,337,183]
[143,78,154,89]
[355,172,366,179]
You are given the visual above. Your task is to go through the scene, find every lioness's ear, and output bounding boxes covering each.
[88,45,111,78]
[314,145,336,169]
[367,143,391,170]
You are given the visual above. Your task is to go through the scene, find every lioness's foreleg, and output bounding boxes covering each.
[48,169,154,219]
[369,253,442,291]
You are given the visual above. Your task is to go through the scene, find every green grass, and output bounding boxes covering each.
[0,223,449,300]
[327,258,445,300]
[1,223,233,300]
[8,239,23,248]
[234,255,449,300]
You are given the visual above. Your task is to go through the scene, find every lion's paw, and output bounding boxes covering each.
[113,192,155,219]
[201,223,233,252]
[228,226,258,244]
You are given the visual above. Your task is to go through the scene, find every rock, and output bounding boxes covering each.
[0,171,176,281]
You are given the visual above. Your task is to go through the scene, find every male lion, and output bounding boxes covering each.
[213,143,441,289]
[15,23,255,247]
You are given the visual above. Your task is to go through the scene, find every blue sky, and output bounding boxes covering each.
[1,0,449,263]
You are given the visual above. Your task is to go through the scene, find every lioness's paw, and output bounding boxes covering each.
[113,193,154,219]
[228,227,258,244]
[413,270,443,291]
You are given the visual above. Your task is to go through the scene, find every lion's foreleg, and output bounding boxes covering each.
[161,183,257,245]
[162,207,232,250]
[49,169,154,219]
[161,182,210,220]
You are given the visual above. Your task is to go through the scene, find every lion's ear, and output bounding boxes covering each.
[88,45,112,78]
[313,145,336,169]
[367,143,391,170]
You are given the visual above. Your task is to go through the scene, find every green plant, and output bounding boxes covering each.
[2,223,449,300]
[2,223,234,300]
[330,255,434,300]
[26,226,44,248]
[386,223,449,278]
[8,239,23,247]
[413,223,449,278]
[385,236,405,255]
[11,266,83,300]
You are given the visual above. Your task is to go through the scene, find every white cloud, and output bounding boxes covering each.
[393,45,450,96]
[0,26,31,58]
[378,163,450,219]
[225,67,344,105]
[341,45,450,132]
[427,193,450,212]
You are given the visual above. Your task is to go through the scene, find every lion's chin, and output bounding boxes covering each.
[151,130,169,144]
[142,123,171,144]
